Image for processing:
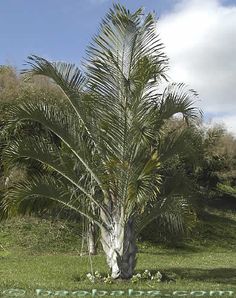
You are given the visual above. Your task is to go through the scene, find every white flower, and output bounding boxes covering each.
[94,271,101,278]
[143,269,151,278]
[156,271,162,279]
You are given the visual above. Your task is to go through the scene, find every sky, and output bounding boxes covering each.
[1,0,236,135]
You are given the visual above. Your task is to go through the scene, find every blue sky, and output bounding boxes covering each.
[1,0,236,134]
[0,0,176,68]
[0,0,234,67]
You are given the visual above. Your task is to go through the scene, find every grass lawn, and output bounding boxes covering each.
[0,210,236,297]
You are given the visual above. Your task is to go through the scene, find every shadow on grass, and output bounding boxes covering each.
[138,243,203,255]
[162,267,236,285]
[200,211,236,224]
[140,211,236,253]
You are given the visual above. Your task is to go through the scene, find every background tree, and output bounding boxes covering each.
[194,124,236,210]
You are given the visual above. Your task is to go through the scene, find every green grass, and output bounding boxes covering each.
[0,211,236,297]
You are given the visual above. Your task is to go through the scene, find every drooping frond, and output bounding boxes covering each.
[135,150,198,233]
[151,196,197,236]
[3,135,111,220]
[6,100,105,191]
[157,83,202,127]
[24,55,85,99]
[136,187,196,234]
[157,126,202,164]
[123,149,162,217]
[2,175,107,229]
[22,55,99,147]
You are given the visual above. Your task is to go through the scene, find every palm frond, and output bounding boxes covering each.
[85,5,167,147]
[157,83,202,126]
[23,55,85,98]
[2,175,108,229]
[22,55,99,146]
[136,162,196,234]
[3,135,111,220]
[6,101,105,191]
[136,194,196,235]
[157,126,202,164]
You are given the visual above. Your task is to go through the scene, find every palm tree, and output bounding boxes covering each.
[2,5,202,279]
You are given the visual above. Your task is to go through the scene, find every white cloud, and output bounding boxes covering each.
[158,0,236,135]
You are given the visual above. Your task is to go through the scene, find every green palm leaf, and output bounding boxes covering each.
[3,175,107,229]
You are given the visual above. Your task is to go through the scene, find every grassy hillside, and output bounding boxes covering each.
[0,210,236,297]
[0,217,83,255]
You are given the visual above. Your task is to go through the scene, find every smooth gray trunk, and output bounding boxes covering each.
[87,220,97,255]
[100,217,137,279]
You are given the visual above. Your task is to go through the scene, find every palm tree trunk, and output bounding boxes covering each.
[100,217,137,279]
[87,220,97,255]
